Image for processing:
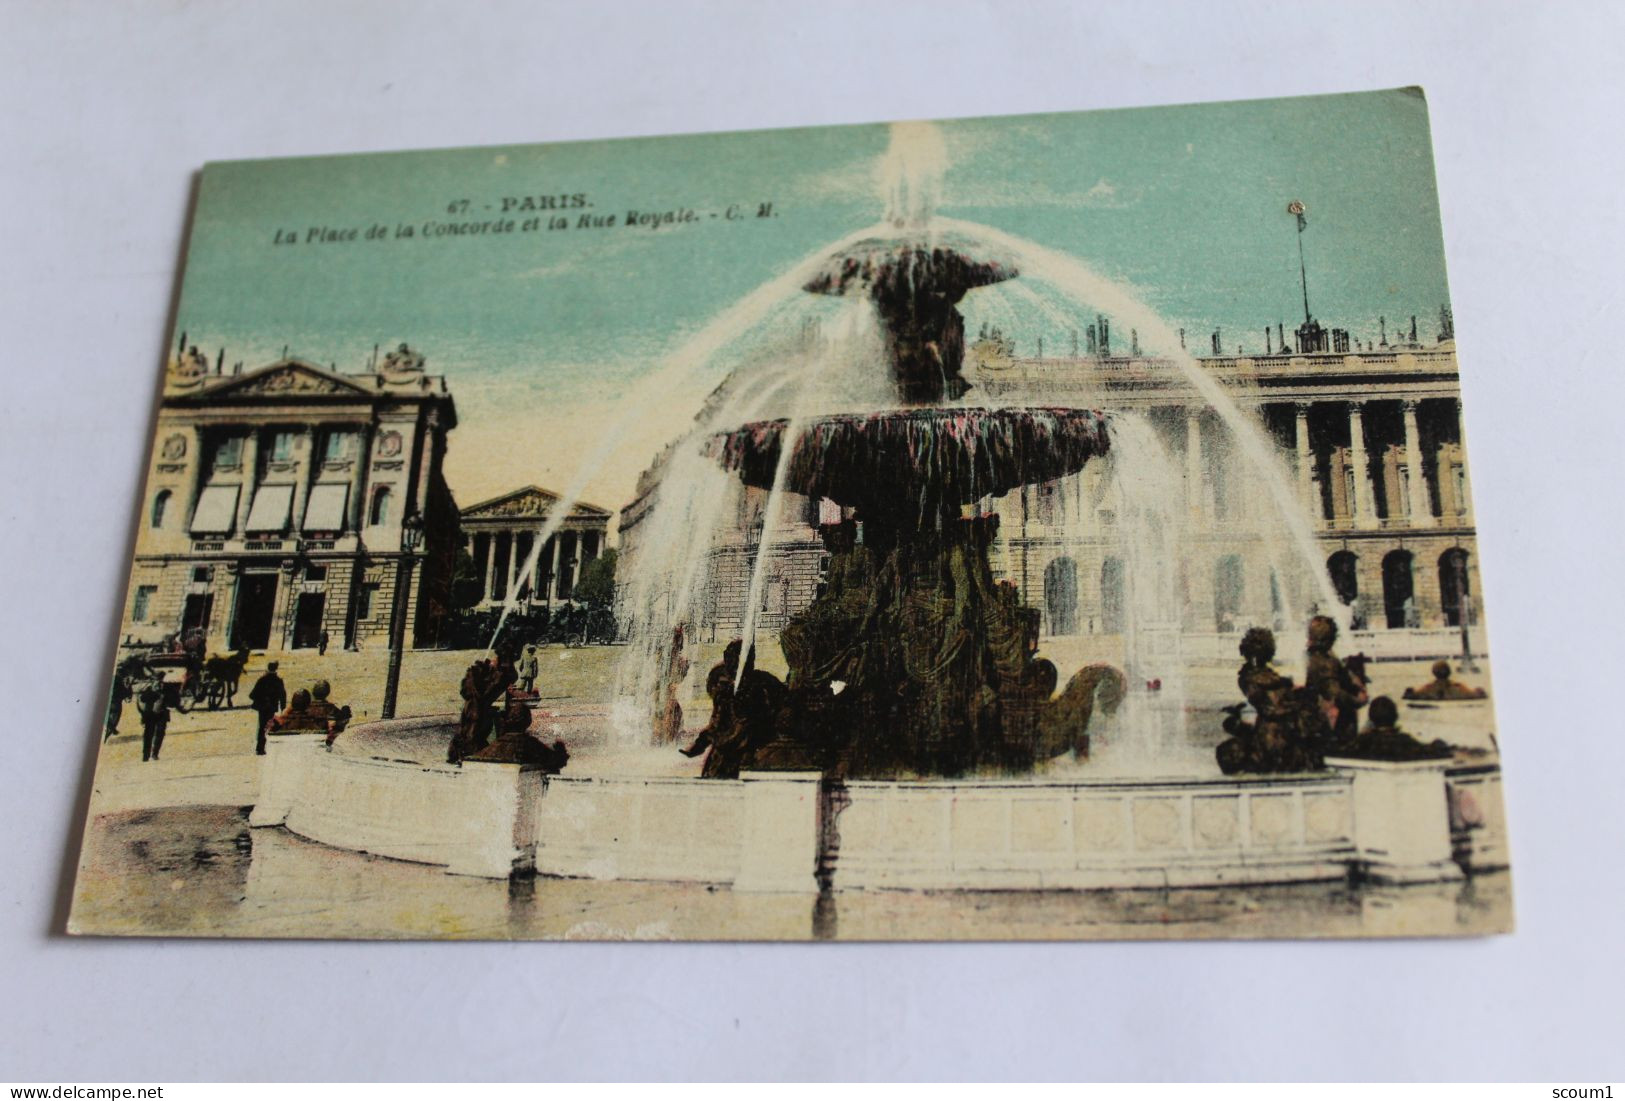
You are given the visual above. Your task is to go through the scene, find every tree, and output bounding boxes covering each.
[574,548,618,609]
[450,545,483,610]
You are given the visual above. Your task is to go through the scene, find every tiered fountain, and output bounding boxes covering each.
[250,123,1495,895]
[703,237,1119,777]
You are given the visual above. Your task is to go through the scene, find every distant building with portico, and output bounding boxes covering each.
[459,486,611,609]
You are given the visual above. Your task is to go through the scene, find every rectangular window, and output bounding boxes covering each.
[304,564,327,581]
[212,435,243,469]
[357,582,381,620]
[132,585,158,623]
[191,566,213,584]
[269,431,296,462]
[321,430,356,462]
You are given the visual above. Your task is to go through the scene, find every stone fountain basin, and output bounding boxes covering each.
[251,716,1503,889]
[706,406,1110,513]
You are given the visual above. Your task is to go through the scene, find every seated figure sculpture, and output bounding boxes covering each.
[1403,660,1488,701]
[1215,627,1323,774]
[1304,615,1369,742]
[466,694,570,771]
[680,639,787,779]
[305,679,353,746]
[1317,695,1453,762]
[264,688,347,747]
[449,648,517,764]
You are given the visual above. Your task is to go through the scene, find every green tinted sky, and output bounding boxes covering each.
[173,87,1452,507]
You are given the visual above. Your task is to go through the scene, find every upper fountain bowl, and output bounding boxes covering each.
[803,234,1018,301]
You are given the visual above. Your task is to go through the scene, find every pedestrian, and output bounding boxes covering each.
[517,644,540,694]
[318,630,330,656]
[135,674,169,762]
[248,660,287,755]
[104,670,133,742]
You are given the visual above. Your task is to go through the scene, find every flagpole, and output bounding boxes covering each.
[1290,200,1311,325]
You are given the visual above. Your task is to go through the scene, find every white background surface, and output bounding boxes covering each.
[3,0,1623,1083]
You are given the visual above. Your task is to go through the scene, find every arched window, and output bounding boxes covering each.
[1439,548,1471,627]
[1044,557,1078,635]
[369,486,392,527]
[1100,557,1124,634]
[1213,555,1245,631]
[1327,551,1359,606]
[150,489,171,529]
[1382,550,1416,629]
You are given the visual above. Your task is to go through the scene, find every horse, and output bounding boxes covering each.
[203,646,252,707]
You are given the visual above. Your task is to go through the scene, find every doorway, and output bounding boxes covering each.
[181,592,213,636]
[231,573,278,650]
[292,592,326,649]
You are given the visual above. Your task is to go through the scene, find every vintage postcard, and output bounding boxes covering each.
[69,88,1512,941]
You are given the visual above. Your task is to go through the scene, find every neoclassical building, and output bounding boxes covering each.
[121,343,460,651]
[460,486,611,609]
[620,328,1483,643]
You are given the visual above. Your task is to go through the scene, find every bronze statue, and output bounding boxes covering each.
[651,625,690,744]
[449,652,516,764]
[1403,660,1487,701]
[466,694,570,772]
[1328,695,1452,761]
[1215,626,1323,774]
[1304,615,1369,742]
[680,640,787,779]
[305,679,353,746]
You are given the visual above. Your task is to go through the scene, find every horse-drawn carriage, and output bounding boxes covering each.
[117,635,251,713]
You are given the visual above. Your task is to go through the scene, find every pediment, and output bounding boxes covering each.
[462,485,610,520]
[185,360,374,400]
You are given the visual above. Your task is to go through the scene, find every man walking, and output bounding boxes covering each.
[248,660,287,756]
[135,673,169,762]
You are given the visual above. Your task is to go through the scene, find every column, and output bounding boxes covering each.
[504,529,519,603]
[233,430,259,534]
[413,411,438,517]
[1294,403,1317,524]
[347,424,371,531]
[558,531,578,600]
[547,534,562,607]
[1454,399,1474,522]
[483,532,497,604]
[1184,408,1204,523]
[1347,402,1378,530]
[182,424,207,528]
[1402,400,1435,528]
[289,426,314,533]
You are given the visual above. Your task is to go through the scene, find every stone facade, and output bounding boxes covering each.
[121,344,459,652]
[620,337,1484,640]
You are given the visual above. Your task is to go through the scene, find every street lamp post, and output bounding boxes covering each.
[381,510,425,720]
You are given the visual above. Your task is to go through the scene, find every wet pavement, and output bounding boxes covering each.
[70,805,1512,942]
